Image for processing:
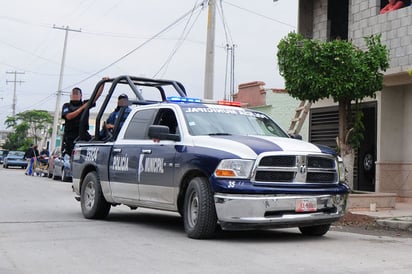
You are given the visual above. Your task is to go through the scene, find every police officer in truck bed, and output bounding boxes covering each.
[61,77,108,156]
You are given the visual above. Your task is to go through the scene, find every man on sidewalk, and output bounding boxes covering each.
[24,144,39,176]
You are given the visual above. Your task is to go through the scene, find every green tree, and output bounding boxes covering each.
[277,33,389,186]
[2,122,31,151]
[3,110,53,151]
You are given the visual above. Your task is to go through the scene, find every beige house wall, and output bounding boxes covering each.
[379,86,404,162]
[402,88,412,161]
[376,85,412,198]
[376,162,412,199]
[379,85,412,163]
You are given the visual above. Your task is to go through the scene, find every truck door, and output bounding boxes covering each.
[108,108,157,202]
[109,143,140,202]
[137,108,179,206]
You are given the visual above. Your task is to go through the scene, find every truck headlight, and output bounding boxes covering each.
[214,159,254,179]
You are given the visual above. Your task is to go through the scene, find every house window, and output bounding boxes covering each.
[327,0,349,41]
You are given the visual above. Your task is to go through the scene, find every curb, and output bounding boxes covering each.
[376,217,412,232]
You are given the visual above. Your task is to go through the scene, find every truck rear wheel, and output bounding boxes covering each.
[184,177,217,239]
[299,224,331,236]
[81,171,111,219]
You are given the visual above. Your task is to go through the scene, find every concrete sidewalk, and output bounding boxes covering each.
[350,203,412,232]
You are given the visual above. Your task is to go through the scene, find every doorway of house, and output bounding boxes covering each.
[309,103,377,191]
[355,104,377,191]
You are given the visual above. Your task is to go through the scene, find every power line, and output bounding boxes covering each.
[23,93,56,111]
[223,1,296,29]
[217,0,233,45]
[0,39,61,67]
[1,3,208,121]
[63,2,206,90]
[4,1,246,115]
[0,15,50,29]
[0,38,88,75]
[153,1,204,78]
[218,0,236,100]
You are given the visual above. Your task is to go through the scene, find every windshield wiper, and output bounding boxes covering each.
[208,133,232,136]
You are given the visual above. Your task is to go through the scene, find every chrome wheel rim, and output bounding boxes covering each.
[364,154,373,171]
[188,191,199,227]
[84,181,96,210]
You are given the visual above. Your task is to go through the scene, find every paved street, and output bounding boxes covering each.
[1,167,412,274]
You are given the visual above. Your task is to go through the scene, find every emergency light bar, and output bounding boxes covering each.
[217,100,242,107]
[167,96,242,107]
[167,96,201,103]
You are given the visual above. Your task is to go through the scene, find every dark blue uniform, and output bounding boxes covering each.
[106,106,132,129]
[61,100,94,156]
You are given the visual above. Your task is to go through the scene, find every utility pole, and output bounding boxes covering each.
[229,44,236,101]
[203,0,216,100]
[6,71,25,116]
[50,25,81,152]
[224,44,236,101]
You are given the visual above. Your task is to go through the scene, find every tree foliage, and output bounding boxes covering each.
[277,33,389,153]
[277,32,389,103]
[2,122,30,151]
[3,110,53,151]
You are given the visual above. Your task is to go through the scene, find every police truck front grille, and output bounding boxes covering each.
[253,155,338,184]
[254,171,295,182]
[258,156,295,167]
[306,172,336,183]
[307,157,335,168]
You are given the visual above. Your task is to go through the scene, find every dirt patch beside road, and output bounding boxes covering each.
[331,212,412,238]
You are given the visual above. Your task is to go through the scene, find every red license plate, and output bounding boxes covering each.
[295,198,317,212]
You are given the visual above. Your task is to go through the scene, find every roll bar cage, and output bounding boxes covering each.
[78,75,187,141]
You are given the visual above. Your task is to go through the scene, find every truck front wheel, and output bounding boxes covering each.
[299,224,331,236]
[184,177,217,239]
[81,171,111,219]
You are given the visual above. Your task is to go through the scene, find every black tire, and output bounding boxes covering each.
[299,224,331,236]
[363,152,374,173]
[183,177,217,239]
[363,150,375,180]
[80,171,111,219]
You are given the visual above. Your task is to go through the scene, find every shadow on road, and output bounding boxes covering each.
[102,209,332,242]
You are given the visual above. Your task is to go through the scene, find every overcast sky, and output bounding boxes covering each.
[0,0,298,130]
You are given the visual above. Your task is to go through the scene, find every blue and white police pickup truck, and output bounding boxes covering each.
[72,75,349,239]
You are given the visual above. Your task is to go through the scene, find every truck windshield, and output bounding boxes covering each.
[182,106,289,137]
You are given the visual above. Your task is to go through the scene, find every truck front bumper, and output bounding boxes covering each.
[214,193,347,230]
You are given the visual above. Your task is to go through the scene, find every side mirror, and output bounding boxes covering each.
[148,125,180,141]
[289,133,303,140]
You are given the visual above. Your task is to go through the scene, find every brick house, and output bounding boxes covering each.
[298,0,412,201]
